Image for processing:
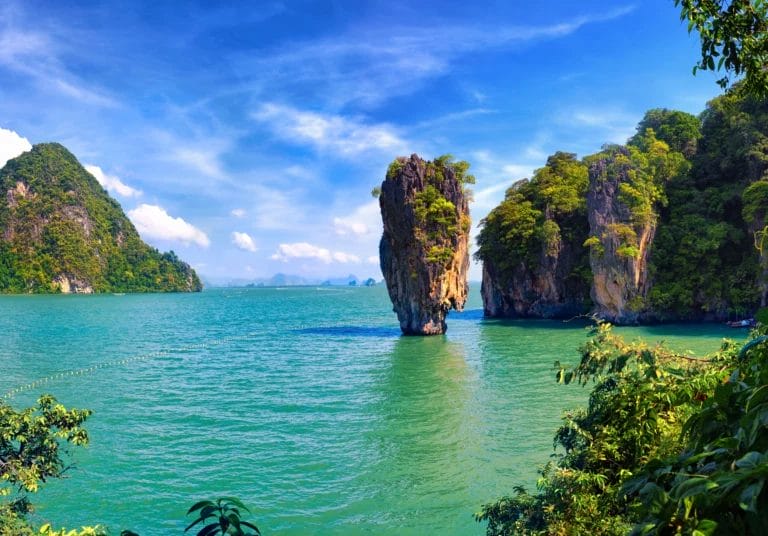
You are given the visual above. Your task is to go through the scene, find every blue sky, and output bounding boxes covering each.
[0,0,723,282]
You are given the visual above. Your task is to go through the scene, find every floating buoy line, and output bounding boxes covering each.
[1,330,262,401]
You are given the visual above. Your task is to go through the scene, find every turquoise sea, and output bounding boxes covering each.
[0,285,744,535]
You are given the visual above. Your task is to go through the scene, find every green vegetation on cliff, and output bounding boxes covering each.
[476,152,589,283]
[648,90,768,318]
[0,143,201,293]
[478,88,768,320]
[388,154,473,267]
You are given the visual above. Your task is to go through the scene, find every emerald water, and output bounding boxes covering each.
[0,286,742,534]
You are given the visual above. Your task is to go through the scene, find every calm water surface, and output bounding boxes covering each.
[0,286,742,534]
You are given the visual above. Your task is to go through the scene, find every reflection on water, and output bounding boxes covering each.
[359,336,478,532]
[294,326,401,338]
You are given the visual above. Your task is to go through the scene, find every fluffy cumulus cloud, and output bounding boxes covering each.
[231,231,257,252]
[231,208,246,218]
[84,164,142,198]
[332,251,360,263]
[253,104,407,156]
[271,242,360,264]
[127,204,210,247]
[333,201,380,237]
[0,127,32,168]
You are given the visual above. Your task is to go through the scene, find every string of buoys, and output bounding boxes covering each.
[1,330,262,401]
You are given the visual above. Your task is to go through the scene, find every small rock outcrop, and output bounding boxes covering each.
[586,147,656,323]
[378,154,471,335]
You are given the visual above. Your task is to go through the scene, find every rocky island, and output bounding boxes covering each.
[477,92,768,324]
[378,154,472,335]
[0,143,201,293]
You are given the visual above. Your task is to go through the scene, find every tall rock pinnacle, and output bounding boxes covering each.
[378,154,471,335]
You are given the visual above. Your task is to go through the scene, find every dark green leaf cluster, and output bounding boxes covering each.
[626,329,768,534]
[185,497,260,536]
[0,144,201,293]
[676,0,768,96]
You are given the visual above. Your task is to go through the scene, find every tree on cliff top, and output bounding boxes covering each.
[677,0,768,96]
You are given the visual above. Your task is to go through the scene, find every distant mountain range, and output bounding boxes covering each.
[204,273,382,288]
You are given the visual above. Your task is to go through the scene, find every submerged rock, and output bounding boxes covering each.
[378,154,471,335]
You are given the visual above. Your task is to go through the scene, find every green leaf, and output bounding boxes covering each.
[220,497,250,512]
[188,500,215,514]
[672,477,718,500]
[197,522,221,536]
[239,521,261,535]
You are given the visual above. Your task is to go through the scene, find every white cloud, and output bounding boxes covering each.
[367,255,379,265]
[561,108,638,145]
[253,103,408,156]
[231,208,246,218]
[237,6,635,108]
[332,251,360,263]
[270,242,360,264]
[128,204,210,247]
[84,164,142,198]
[0,127,31,168]
[333,201,381,237]
[171,147,224,178]
[271,242,332,263]
[231,231,257,252]
[0,26,118,107]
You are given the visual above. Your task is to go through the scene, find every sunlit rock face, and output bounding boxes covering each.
[587,148,655,324]
[378,154,470,335]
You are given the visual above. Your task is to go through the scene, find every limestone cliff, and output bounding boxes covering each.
[378,154,471,335]
[480,211,591,318]
[476,152,592,319]
[585,147,656,323]
[0,143,202,293]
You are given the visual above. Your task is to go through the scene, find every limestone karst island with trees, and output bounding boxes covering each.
[377,154,472,335]
[5,1,768,535]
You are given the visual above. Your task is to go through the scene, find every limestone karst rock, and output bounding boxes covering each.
[378,154,471,335]
[586,147,656,324]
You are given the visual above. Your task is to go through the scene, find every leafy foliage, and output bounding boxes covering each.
[476,152,590,290]
[477,323,742,535]
[0,144,201,293]
[629,109,702,158]
[386,154,473,269]
[626,330,768,534]
[0,396,92,534]
[185,497,260,536]
[676,0,768,96]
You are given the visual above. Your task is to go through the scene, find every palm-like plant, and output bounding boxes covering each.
[184,497,260,536]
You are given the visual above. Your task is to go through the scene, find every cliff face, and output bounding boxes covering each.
[0,143,202,293]
[379,154,471,335]
[586,148,656,324]
[476,152,592,319]
[481,211,590,318]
